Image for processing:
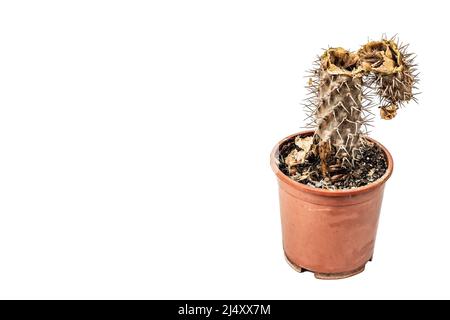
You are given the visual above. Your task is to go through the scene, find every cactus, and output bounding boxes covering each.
[302,36,418,178]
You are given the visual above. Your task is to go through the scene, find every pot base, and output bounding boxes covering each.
[284,253,368,280]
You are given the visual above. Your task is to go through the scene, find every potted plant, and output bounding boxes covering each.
[270,36,418,279]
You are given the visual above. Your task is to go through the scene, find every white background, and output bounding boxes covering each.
[0,0,447,299]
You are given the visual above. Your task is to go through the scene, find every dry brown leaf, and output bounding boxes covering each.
[380,104,398,120]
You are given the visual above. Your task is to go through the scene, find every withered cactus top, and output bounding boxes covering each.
[358,39,418,119]
[303,36,419,176]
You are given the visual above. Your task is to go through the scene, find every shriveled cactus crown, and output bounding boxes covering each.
[303,36,418,176]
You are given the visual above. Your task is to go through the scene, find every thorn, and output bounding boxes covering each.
[336,101,349,114]
[342,157,352,167]
[400,43,410,51]
[348,93,359,106]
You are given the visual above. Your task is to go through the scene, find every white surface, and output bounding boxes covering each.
[0,0,446,299]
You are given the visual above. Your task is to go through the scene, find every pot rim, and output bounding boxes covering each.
[270,130,394,197]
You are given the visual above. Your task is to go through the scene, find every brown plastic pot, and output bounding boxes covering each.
[270,131,393,279]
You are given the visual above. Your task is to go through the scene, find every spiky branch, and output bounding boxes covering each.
[358,39,419,119]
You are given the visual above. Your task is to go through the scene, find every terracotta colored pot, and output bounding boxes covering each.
[270,131,393,279]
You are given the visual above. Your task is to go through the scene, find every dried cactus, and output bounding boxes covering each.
[302,36,418,177]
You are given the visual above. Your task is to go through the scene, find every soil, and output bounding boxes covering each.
[278,135,387,190]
